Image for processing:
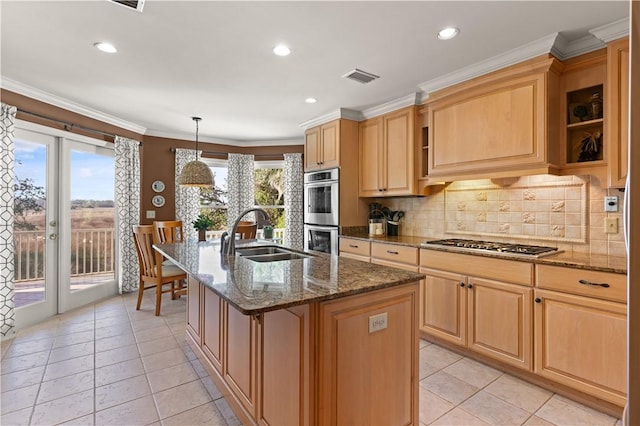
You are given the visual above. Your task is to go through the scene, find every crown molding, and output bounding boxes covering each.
[1,77,147,134]
[361,93,419,119]
[144,129,303,147]
[298,108,363,129]
[551,33,606,60]
[418,33,559,97]
[590,17,629,42]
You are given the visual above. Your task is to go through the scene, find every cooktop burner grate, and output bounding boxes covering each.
[424,239,559,257]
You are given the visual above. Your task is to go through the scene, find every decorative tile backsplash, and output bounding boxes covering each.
[444,180,587,243]
[378,174,626,258]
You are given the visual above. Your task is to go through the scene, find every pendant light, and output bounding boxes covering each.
[178,116,214,187]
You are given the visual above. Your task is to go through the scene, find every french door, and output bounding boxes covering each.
[14,122,118,329]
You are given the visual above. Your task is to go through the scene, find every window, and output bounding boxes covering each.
[199,159,228,232]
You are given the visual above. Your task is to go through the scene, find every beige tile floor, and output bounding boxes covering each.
[1,291,622,426]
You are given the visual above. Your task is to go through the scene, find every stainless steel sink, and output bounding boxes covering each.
[236,246,312,262]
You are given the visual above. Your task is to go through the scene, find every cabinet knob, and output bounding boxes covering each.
[459,282,465,287]
[535,297,542,303]
[467,283,473,289]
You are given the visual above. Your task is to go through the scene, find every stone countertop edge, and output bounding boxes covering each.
[153,240,426,316]
[339,233,627,275]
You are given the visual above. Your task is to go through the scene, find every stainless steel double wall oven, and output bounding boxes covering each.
[303,168,339,254]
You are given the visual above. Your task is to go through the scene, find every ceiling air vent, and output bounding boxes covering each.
[109,0,145,12]
[342,68,380,84]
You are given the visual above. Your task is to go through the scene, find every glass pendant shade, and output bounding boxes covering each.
[178,117,214,187]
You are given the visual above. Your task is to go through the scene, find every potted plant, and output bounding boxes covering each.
[263,225,274,240]
[192,213,214,242]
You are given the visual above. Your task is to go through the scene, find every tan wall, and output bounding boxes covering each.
[2,89,303,224]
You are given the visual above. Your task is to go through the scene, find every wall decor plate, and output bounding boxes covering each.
[152,195,165,207]
[152,180,165,193]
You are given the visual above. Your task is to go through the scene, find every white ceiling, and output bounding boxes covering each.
[0,1,629,144]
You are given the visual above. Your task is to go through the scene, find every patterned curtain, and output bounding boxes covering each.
[0,103,17,337]
[115,136,141,293]
[227,153,255,225]
[175,148,201,240]
[284,153,304,250]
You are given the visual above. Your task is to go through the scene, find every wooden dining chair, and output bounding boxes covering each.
[236,221,257,239]
[153,220,184,243]
[133,225,187,316]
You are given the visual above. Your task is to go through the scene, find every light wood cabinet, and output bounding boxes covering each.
[359,106,417,197]
[534,289,626,407]
[371,242,419,272]
[318,282,419,426]
[607,37,630,188]
[339,237,371,262]
[186,275,201,342]
[426,55,561,181]
[420,250,533,370]
[224,306,260,418]
[202,287,223,373]
[304,119,358,171]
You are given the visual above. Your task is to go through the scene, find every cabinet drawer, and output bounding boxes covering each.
[420,250,533,286]
[371,258,420,272]
[536,265,627,303]
[371,242,419,266]
[339,238,371,257]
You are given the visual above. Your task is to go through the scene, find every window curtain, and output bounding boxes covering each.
[227,153,255,225]
[284,153,304,250]
[0,103,17,337]
[115,136,141,294]
[175,148,200,240]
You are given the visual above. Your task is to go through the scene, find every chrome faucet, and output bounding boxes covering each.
[220,207,272,255]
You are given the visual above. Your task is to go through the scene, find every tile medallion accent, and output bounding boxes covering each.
[445,181,587,243]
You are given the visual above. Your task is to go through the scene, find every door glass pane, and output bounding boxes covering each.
[68,148,115,292]
[13,139,48,307]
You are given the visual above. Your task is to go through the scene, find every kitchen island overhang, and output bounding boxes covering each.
[154,239,425,426]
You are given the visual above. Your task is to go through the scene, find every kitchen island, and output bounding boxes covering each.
[155,240,425,426]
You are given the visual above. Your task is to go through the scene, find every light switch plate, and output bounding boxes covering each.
[146,210,156,219]
[604,196,618,212]
[369,312,388,333]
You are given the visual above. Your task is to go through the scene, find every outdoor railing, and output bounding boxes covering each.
[14,228,115,282]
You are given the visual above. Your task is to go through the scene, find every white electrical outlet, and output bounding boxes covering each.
[604,196,618,212]
[369,312,388,333]
[146,210,156,219]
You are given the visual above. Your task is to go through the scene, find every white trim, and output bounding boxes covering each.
[418,33,559,97]
[551,33,606,61]
[201,157,228,168]
[2,78,147,135]
[144,129,303,147]
[298,108,363,129]
[361,93,420,119]
[15,119,114,149]
[254,160,284,169]
[590,17,630,43]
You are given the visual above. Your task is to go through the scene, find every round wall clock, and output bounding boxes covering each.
[152,180,165,193]
[151,195,165,207]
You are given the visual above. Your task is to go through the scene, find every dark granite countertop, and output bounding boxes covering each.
[339,233,627,275]
[154,239,425,315]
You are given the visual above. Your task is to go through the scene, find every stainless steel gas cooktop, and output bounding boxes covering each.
[423,238,560,258]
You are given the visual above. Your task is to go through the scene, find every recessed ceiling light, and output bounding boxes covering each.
[273,44,291,56]
[437,27,459,40]
[305,97,317,104]
[94,42,117,53]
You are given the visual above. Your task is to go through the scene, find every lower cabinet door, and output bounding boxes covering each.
[186,276,201,342]
[224,306,259,417]
[420,268,467,346]
[467,277,533,370]
[534,289,627,406]
[202,288,223,373]
[259,306,312,426]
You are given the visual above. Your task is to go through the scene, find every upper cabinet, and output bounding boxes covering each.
[304,119,357,171]
[359,106,417,197]
[606,37,630,188]
[426,55,562,181]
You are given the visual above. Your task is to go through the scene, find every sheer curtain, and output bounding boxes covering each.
[0,103,17,337]
[284,153,304,250]
[175,148,201,240]
[115,136,141,293]
[227,153,255,225]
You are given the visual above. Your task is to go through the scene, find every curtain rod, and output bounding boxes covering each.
[17,108,143,145]
[169,147,284,159]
